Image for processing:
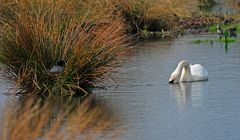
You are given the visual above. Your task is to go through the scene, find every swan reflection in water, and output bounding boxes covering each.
[169,82,208,109]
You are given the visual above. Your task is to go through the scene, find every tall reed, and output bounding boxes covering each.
[0,0,129,96]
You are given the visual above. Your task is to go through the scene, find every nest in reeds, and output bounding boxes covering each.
[0,0,128,96]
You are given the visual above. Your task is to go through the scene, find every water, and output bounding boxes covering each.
[1,34,240,139]
[96,34,240,140]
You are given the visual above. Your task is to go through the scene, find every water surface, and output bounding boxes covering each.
[96,34,240,140]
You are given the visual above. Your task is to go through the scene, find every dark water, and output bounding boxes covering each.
[1,34,240,140]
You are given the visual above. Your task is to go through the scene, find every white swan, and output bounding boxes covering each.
[168,60,208,84]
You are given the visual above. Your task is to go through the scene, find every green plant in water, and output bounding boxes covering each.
[223,30,230,53]
[209,24,217,32]
[218,38,236,43]
[209,24,240,34]
[0,0,129,96]
[224,30,229,42]
[192,39,213,44]
[192,38,238,47]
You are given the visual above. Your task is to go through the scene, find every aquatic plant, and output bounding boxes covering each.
[192,39,213,44]
[209,25,218,32]
[0,0,129,96]
[192,38,237,44]
[0,97,123,140]
[209,24,240,34]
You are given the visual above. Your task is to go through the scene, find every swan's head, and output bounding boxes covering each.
[168,71,180,84]
[168,72,180,84]
[168,60,189,84]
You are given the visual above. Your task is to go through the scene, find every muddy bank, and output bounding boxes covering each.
[139,14,239,39]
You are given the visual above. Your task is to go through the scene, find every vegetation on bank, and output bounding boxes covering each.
[192,22,240,45]
[112,0,198,37]
[209,24,240,33]
[0,0,200,96]
[192,38,237,44]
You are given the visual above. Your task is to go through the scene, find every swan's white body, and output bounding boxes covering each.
[169,60,208,84]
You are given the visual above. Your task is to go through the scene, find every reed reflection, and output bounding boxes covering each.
[0,96,123,140]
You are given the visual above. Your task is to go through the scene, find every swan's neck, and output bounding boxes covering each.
[175,64,183,75]
[171,61,193,83]
[180,64,193,82]
[172,64,184,83]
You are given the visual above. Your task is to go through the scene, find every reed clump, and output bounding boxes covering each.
[0,97,122,140]
[0,0,129,96]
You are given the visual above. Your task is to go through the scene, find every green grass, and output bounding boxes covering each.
[209,25,217,32]
[209,24,240,33]
[218,38,237,43]
[192,38,238,44]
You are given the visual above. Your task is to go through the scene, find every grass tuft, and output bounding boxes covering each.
[0,0,129,96]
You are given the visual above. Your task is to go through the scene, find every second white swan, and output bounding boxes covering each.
[168,60,208,84]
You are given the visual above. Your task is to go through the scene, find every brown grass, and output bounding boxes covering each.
[112,0,198,33]
[0,0,129,96]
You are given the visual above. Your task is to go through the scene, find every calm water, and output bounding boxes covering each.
[1,34,240,140]
[96,34,240,140]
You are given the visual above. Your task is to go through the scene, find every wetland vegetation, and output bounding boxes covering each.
[0,0,200,96]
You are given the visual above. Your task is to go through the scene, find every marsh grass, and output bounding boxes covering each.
[0,0,129,96]
[198,0,216,10]
[112,0,197,35]
[222,0,240,11]
[0,96,122,140]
